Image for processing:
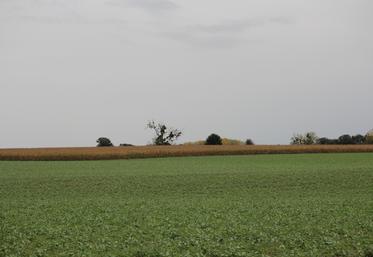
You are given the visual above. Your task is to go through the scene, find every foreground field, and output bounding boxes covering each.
[0,154,372,257]
[2,144,373,161]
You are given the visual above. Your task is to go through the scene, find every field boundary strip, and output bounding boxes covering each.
[1,145,373,161]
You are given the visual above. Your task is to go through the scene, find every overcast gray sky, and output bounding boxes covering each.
[1,0,372,147]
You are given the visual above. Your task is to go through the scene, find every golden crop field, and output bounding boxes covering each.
[1,144,373,161]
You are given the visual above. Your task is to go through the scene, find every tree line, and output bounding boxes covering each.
[96,120,373,147]
[96,121,254,147]
[290,132,373,145]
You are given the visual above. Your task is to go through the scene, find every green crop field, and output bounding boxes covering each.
[0,153,372,257]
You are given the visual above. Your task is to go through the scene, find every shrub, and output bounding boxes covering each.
[119,143,133,147]
[205,134,222,145]
[96,137,114,147]
[245,139,254,145]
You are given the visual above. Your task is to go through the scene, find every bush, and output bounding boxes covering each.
[245,139,254,145]
[96,137,114,147]
[205,134,222,145]
[119,143,133,147]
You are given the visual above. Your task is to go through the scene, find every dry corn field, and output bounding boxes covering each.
[1,145,373,161]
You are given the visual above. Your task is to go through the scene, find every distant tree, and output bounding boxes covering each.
[147,121,182,145]
[245,139,254,145]
[317,137,338,145]
[338,134,354,145]
[205,134,222,145]
[317,137,330,145]
[366,135,373,144]
[318,134,366,145]
[291,132,318,145]
[304,132,318,145]
[366,130,373,144]
[96,137,114,147]
[352,134,365,144]
[290,133,306,145]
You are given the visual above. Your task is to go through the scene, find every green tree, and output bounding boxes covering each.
[245,139,254,145]
[338,134,354,145]
[205,134,222,145]
[96,137,114,147]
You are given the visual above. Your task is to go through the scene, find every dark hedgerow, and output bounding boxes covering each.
[120,143,134,147]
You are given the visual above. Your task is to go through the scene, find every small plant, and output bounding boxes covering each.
[245,139,254,145]
[96,137,114,147]
[364,248,373,257]
[205,134,222,145]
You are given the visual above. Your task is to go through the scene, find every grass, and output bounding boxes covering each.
[0,153,372,257]
[1,145,373,161]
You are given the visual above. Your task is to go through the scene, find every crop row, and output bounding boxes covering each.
[1,145,373,161]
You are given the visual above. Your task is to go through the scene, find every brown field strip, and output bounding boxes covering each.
[1,145,373,161]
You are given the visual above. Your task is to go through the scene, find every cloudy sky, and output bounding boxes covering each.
[0,0,372,147]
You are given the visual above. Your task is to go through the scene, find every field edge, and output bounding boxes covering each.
[1,145,373,161]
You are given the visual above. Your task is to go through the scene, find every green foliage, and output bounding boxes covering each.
[96,137,114,147]
[1,154,372,257]
[147,121,182,145]
[205,133,222,145]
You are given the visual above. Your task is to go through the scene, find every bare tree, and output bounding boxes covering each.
[147,121,182,145]
[291,132,318,145]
